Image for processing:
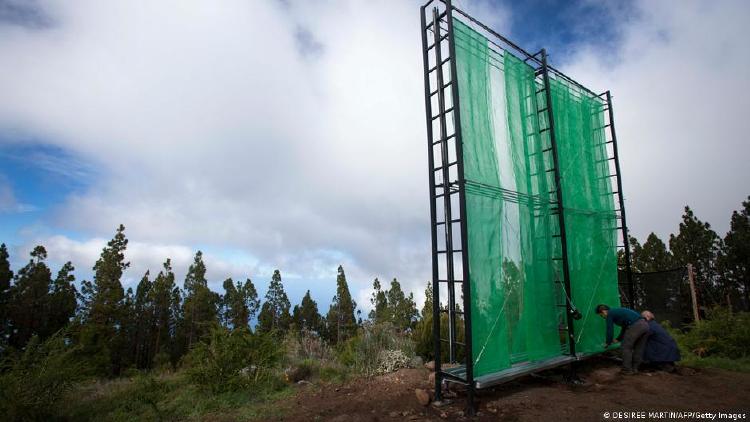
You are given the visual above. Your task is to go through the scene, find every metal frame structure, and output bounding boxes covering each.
[602,91,635,308]
[420,0,633,414]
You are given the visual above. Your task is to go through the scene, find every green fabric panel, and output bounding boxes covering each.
[452,17,620,378]
[504,54,565,363]
[454,19,510,377]
[548,79,620,354]
[454,20,567,378]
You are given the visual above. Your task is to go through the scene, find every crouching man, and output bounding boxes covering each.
[640,310,680,372]
[595,304,650,374]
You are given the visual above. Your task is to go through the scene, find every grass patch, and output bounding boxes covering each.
[61,372,294,421]
[680,355,750,373]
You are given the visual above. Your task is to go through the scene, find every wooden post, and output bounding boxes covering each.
[687,264,700,322]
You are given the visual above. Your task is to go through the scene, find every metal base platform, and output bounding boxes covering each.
[442,353,596,389]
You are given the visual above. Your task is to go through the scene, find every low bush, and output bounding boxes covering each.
[280,330,352,383]
[676,307,750,359]
[62,371,291,421]
[375,349,411,374]
[0,332,86,421]
[337,322,416,374]
[130,375,168,420]
[282,329,333,365]
[667,307,750,372]
[183,327,282,393]
[412,312,465,362]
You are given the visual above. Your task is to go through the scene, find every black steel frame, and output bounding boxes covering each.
[601,91,635,307]
[420,0,633,414]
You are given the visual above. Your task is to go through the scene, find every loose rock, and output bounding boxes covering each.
[410,355,424,368]
[415,388,431,406]
[588,367,619,384]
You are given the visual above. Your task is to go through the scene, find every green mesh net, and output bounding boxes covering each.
[548,78,621,355]
[453,19,620,378]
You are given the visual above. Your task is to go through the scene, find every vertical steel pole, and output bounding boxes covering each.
[605,91,635,308]
[445,0,475,414]
[432,6,457,364]
[420,4,442,401]
[540,49,577,358]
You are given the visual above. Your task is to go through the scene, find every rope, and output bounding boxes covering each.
[473,279,519,366]
[575,250,613,344]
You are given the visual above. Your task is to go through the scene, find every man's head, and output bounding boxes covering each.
[641,310,655,321]
[595,304,610,318]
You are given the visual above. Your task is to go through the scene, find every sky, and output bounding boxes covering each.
[0,0,748,314]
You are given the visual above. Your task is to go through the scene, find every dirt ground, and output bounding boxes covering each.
[276,357,750,421]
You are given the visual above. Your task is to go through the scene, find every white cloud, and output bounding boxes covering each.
[0,175,35,213]
[0,0,747,309]
[15,235,254,290]
[0,0,437,301]
[562,0,750,241]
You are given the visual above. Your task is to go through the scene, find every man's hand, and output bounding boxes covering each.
[612,339,620,344]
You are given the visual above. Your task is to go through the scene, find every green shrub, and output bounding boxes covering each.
[337,322,416,374]
[280,330,351,384]
[282,329,333,366]
[130,375,168,421]
[677,308,750,359]
[412,313,465,362]
[283,358,314,383]
[316,362,350,383]
[183,327,281,393]
[0,333,86,421]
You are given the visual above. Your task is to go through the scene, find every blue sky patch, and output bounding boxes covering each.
[0,141,96,244]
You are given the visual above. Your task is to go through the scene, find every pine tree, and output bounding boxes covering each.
[256,270,291,333]
[132,271,153,369]
[421,280,433,320]
[120,286,137,369]
[220,278,237,328]
[719,196,750,307]
[85,224,129,326]
[45,261,77,338]
[240,279,260,327]
[368,278,389,323]
[620,235,643,272]
[8,246,53,347]
[170,281,183,363]
[0,243,11,292]
[0,243,13,345]
[413,281,435,359]
[639,233,674,272]
[182,251,219,348]
[221,277,259,331]
[79,225,130,374]
[325,265,357,343]
[386,278,418,330]
[149,258,178,366]
[78,225,129,375]
[296,290,322,333]
[670,206,722,305]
